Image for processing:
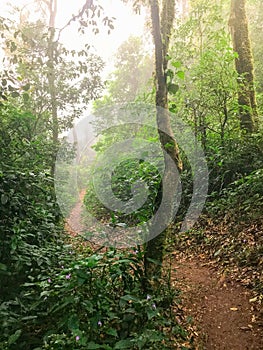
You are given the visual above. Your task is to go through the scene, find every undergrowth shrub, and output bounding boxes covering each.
[0,103,64,301]
[0,169,63,294]
[0,245,189,350]
[207,132,263,195]
[84,159,162,226]
[207,168,263,222]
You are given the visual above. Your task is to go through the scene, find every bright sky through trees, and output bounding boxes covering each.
[2,0,146,72]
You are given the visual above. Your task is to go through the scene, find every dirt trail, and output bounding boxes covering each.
[66,197,263,349]
[172,256,263,350]
[65,189,86,236]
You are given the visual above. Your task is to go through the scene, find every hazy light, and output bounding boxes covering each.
[2,0,146,71]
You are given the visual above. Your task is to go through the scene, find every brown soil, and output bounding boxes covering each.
[172,255,263,350]
[65,189,87,236]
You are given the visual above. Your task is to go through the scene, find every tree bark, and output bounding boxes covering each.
[47,0,58,177]
[229,0,258,133]
[144,0,182,291]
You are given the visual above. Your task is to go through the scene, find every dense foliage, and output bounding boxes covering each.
[0,0,262,349]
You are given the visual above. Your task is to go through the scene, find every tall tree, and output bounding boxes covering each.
[47,0,59,176]
[1,0,106,177]
[229,0,258,133]
[109,36,153,102]
[169,1,239,147]
[92,35,154,138]
[247,0,263,95]
[144,0,182,289]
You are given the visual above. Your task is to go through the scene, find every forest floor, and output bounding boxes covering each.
[66,195,263,349]
[170,254,263,349]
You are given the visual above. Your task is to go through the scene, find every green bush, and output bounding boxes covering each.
[84,159,162,226]
[0,246,188,349]
[0,170,62,298]
[206,132,263,196]
[207,168,263,222]
[0,103,63,300]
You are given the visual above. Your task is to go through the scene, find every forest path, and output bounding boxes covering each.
[65,197,262,349]
[65,189,87,237]
[171,255,263,349]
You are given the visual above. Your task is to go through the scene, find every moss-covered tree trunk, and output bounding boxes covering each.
[47,0,59,178]
[144,0,182,291]
[229,0,258,133]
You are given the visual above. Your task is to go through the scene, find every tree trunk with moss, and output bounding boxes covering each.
[144,0,182,291]
[47,0,59,178]
[229,0,258,133]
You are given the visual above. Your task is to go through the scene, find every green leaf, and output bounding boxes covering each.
[8,329,22,345]
[147,309,158,320]
[85,255,100,268]
[106,328,118,337]
[120,294,139,302]
[23,93,30,102]
[168,83,179,94]
[11,91,20,98]
[114,339,133,349]
[21,316,37,321]
[166,69,174,78]
[176,71,185,80]
[68,314,79,331]
[51,296,74,313]
[10,41,17,53]
[87,342,102,349]
[22,83,30,91]
[23,282,35,287]
[171,61,182,68]
[1,193,8,205]
[0,263,7,271]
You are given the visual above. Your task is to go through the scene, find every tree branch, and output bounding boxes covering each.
[56,0,93,42]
